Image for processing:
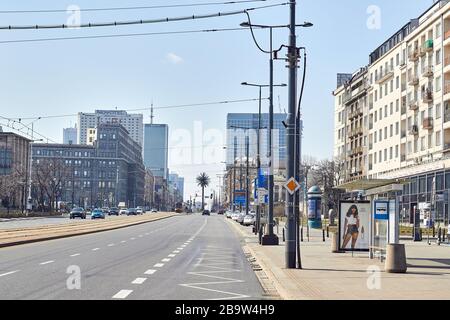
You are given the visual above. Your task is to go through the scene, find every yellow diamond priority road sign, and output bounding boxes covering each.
[284,177,300,195]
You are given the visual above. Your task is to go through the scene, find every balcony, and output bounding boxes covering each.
[401,155,406,162]
[408,99,419,111]
[423,117,433,130]
[422,66,434,78]
[422,90,433,103]
[408,76,419,86]
[408,48,419,62]
[401,102,407,115]
[409,124,419,135]
[423,39,434,53]
[375,66,394,84]
[351,146,364,156]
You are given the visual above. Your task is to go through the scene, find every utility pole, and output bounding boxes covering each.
[245,135,250,215]
[285,0,298,268]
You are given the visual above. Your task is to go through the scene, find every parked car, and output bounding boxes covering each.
[109,207,119,216]
[119,208,128,215]
[91,209,105,220]
[243,214,255,226]
[202,210,210,216]
[101,207,110,214]
[136,207,144,215]
[237,212,246,224]
[127,208,138,216]
[218,209,225,215]
[70,207,86,220]
[151,208,158,213]
[231,212,240,221]
[225,211,233,219]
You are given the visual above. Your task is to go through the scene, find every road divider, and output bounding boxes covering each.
[0,213,177,248]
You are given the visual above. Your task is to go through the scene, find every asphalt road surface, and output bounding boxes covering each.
[0,213,263,300]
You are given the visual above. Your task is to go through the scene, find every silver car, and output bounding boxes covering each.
[243,214,255,226]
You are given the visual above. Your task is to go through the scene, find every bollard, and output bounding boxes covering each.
[438,228,442,242]
[282,228,285,242]
[433,226,435,238]
[300,226,303,242]
[326,226,329,238]
[322,229,325,242]
[331,232,343,253]
[420,228,423,241]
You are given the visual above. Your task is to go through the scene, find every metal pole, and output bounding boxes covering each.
[262,27,279,246]
[256,86,262,235]
[246,134,250,215]
[285,1,297,268]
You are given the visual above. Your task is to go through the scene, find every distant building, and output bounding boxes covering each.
[144,124,169,180]
[169,173,185,202]
[226,113,287,171]
[77,110,143,146]
[0,132,31,209]
[63,126,77,145]
[32,123,144,208]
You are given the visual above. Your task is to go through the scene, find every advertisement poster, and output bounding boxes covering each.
[339,201,370,251]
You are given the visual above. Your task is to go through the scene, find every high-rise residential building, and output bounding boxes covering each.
[77,110,143,146]
[333,0,450,224]
[32,123,145,208]
[226,113,287,171]
[144,124,169,180]
[63,126,77,145]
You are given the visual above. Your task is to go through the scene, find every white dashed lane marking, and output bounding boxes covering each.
[162,258,171,262]
[173,250,180,253]
[132,278,147,284]
[70,253,80,257]
[39,260,54,265]
[154,263,164,268]
[92,248,100,251]
[168,254,176,257]
[0,270,19,277]
[144,269,157,275]
[112,290,133,299]
[108,244,115,247]
[121,240,126,243]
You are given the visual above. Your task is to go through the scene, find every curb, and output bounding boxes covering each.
[0,214,177,248]
[224,218,289,300]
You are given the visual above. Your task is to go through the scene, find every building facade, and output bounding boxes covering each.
[0,132,31,210]
[77,110,143,147]
[144,124,169,180]
[169,173,185,202]
[32,123,145,209]
[226,113,287,171]
[63,126,77,145]
[333,0,450,224]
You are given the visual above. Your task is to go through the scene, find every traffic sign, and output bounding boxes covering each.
[284,177,300,195]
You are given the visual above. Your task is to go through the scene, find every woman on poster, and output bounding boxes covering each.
[342,204,360,250]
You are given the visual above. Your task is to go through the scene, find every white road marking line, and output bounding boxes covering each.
[144,269,157,275]
[130,237,136,240]
[177,247,184,250]
[145,233,149,235]
[108,244,115,247]
[121,240,126,243]
[112,290,133,299]
[92,248,100,251]
[0,270,19,277]
[138,235,143,238]
[173,250,180,253]
[181,245,186,248]
[70,253,80,257]
[39,260,54,265]
[132,277,147,284]
[154,263,164,268]
[162,258,171,262]
[168,254,176,257]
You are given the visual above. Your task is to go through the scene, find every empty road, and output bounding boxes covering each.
[0,213,263,300]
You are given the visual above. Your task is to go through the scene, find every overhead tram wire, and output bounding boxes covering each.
[0,0,271,14]
[7,97,268,121]
[0,3,287,31]
[0,27,248,45]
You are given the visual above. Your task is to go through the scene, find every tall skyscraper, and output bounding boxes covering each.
[169,173,185,201]
[144,124,169,180]
[77,110,143,146]
[63,126,77,145]
[226,113,287,171]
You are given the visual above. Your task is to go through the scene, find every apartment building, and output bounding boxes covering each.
[334,0,450,224]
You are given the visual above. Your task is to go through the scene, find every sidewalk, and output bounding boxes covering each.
[226,218,450,300]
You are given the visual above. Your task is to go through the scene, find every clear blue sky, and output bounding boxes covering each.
[0,0,433,199]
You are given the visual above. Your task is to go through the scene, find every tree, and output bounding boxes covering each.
[196,172,210,211]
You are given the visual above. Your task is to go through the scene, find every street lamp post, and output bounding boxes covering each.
[241,81,286,236]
